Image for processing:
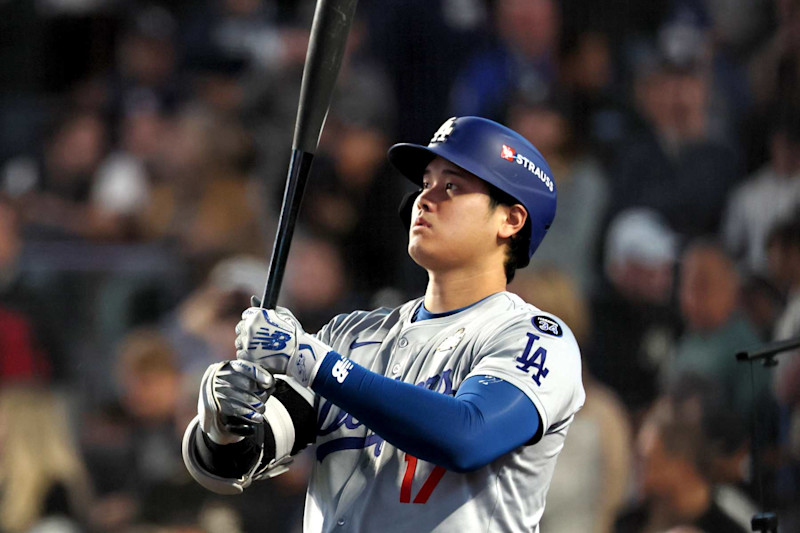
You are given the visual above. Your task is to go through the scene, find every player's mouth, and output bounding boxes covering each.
[413,216,431,229]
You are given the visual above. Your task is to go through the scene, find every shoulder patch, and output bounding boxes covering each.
[532,316,563,337]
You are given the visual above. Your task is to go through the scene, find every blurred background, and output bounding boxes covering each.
[0,0,799,531]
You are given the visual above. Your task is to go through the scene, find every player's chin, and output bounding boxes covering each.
[408,239,451,271]
[408,238,434,265]
[408,229,431,248]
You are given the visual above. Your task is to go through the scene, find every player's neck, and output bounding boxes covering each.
[424,266,507,313]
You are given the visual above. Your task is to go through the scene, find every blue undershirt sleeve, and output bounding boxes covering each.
[311,351,540,472]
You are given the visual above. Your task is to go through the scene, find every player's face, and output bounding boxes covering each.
[408,157,509,273]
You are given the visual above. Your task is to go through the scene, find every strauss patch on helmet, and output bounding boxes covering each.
[500,144,554,193]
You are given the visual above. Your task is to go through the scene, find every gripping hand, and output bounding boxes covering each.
[199,359,275,445]
[235,306,331,387]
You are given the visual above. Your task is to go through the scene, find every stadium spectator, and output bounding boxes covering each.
[591,208,682,413]
[666,240,772,418]
[106,6,183,124]
[89,97,172,242]
[557,30,634,167]
[143,105,266,270]
[1,110,113,240]
[82,329,186,530]
[667,376,761,530]
[0,196,63,381]
[180,0,309,76]
[724,113,800,274]
[449,0,560,121]
[161,255,262,375]
[614,389,751,533]
[0,385,93,532]
[606,52,742,240]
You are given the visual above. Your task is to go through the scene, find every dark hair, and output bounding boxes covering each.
[487,184,531,283]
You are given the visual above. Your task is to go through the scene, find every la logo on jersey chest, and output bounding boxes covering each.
[435,327,466,353]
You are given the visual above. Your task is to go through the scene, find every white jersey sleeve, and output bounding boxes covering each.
[469,311,585,438]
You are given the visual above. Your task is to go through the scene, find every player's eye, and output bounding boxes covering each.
[445,182,456,191]
[421,181,430,189]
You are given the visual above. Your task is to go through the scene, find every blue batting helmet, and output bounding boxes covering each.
[387,116,557,265]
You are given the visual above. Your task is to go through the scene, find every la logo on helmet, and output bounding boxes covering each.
[430,117,456,143]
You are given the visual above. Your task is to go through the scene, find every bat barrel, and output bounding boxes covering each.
[262,149,315,308]
[293,0,359,153]
[261,0,358,309]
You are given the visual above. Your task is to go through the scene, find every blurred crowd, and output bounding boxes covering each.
[0,0,799,531]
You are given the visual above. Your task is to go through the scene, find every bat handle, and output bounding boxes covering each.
[262,149,315,309]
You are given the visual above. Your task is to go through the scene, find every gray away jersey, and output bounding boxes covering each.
[301,291,585,532]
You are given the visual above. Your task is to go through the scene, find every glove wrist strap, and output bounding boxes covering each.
[290,334,333,387]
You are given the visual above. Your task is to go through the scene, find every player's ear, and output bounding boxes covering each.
[498,204,527,239]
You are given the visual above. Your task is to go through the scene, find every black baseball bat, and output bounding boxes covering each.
[261,0,359,309]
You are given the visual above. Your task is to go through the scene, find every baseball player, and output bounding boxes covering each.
[182,116,585,532]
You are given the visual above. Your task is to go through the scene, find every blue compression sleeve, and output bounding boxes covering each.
[312,352,540,472]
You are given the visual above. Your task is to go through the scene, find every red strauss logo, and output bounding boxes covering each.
[500,142,555,192]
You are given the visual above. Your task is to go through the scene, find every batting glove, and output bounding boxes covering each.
[199,359,275,445]
[235,305,332,387]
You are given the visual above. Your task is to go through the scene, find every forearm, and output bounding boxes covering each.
[312,352,538,472]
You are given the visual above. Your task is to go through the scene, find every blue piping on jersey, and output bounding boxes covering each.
[412,293,498,322]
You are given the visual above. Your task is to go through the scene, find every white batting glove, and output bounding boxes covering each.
[235,306,332,387]
[199,359,275,445]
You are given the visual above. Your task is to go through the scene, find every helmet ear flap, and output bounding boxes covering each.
[398,189,421,231]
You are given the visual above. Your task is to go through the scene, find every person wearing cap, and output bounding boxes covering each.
[181,116,585,532]
[590,208,682,413]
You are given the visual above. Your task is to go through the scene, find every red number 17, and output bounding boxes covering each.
[400,453,446,504]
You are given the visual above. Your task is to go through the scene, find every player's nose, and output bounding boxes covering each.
[416,184,443,211]
[419,190,431,208]
[416,189,432,212]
